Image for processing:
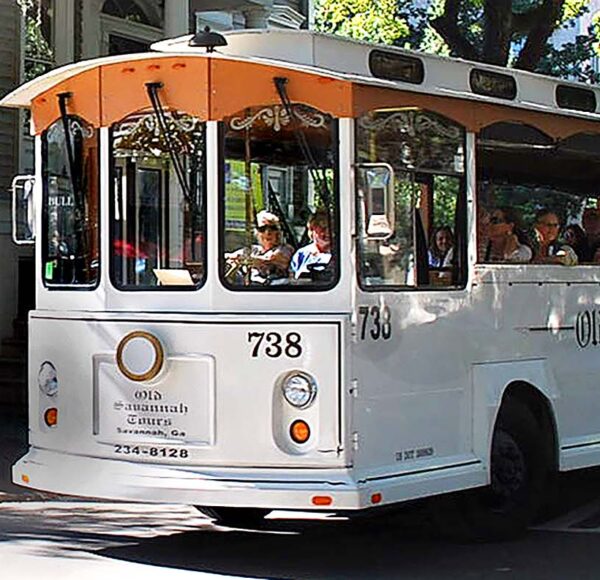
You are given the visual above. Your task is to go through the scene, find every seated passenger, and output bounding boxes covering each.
[583,208,600,250]
[428,226,454,268]
[487,207,532,263]
[533,209,578,265]
[563,224,591,263]
[291,209,332,279]
[226,210,293,284]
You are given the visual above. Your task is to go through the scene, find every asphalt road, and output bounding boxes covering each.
[2,481,600,580]
[3,411,600,579]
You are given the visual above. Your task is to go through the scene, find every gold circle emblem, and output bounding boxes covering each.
[116,331,164,382]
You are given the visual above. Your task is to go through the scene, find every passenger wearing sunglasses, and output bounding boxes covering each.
[487,207,532,263]
[533,209,578,266]
[226,210,293,285]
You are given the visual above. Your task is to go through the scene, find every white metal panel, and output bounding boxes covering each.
[28,313,345,469]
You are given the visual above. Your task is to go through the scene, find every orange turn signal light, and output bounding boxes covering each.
[290,420,310,444]
[44,407,58,427]
[21,474,30,484]
[312,495,333,506]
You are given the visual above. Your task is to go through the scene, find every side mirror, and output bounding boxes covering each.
[12,175,36,245]
[356,163,394,240]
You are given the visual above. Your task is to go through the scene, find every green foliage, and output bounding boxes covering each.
[313,0,410,45]
[22,0,53,82]
[315,0,600,83]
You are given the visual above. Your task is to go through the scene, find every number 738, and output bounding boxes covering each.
[358,306,392,341]
[247,332,303,358]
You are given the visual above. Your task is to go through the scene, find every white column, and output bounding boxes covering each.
[243,6,270,29]
[53,0,75,65]
[80,0,103,59]
[164,0,190,38]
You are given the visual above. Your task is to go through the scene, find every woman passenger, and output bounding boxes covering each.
[563,223,590,263]
[226,210,293,284]
[428,226,454,268]
[487,206,532,263]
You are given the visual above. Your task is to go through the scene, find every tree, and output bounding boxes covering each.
[314,0,600,82]
[313,0,411,45]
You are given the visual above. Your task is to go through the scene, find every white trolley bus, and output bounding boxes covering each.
[5,28,600,538]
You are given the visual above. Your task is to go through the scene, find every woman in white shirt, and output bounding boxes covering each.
[487,206,533,263]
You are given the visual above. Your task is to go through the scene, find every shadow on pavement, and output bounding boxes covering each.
[97,513,600,580]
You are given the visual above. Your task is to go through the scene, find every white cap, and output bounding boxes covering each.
[256,210,280,227]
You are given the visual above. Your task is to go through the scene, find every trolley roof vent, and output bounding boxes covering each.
[368,50,424,85]
[556,85,597,113]
[470,69,517,100]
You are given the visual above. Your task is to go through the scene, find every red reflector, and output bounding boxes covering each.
[371,492,383,505]
[312,495,333,506]
[44,407,58,427]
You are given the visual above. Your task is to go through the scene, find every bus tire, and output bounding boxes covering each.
[432,399,548,541]
[195,506,270,528]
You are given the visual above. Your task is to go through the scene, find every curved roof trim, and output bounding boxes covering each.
[0,52,188,109]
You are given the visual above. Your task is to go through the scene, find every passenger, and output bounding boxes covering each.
[226,210,293,284]
[487,206,532,263]
[563,224,591,263]
[291,208,332,279]
[582,208,600,250]
[533,209,578,265]
[428,226,454,268]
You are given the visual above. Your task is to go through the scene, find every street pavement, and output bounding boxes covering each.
[5,414,600,578]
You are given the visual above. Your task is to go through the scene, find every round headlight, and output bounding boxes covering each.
[281,372,317,409]
[38,361,58,396]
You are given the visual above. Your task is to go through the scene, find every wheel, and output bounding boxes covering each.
[431,399,550,541]
[195,506,270,528]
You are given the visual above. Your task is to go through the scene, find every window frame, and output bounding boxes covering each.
[354,109,469,293]
[41,116,101,291]
[108,112,208,292]
[475,123,600,269]
[217,116,341,293]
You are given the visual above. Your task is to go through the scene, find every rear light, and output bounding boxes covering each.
[312,495,333,506]
[44,407,58,427]
[290,419,310,444]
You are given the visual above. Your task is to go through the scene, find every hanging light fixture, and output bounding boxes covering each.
[188,26,228,53]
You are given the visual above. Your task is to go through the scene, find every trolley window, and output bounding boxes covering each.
[220,103,339,290]
[42,116,99,288]
[477,123,600,266]
[110,110,206,290]
[355,109,467,290]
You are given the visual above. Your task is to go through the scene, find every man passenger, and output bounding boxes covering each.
[291,209,332,279]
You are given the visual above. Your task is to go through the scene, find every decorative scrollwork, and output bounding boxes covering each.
[113,112,205,156]
[359,110,461,140]
[69,119,94,139]
[230,105,327,132]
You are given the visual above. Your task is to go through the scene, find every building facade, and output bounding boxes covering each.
[0,0,309,349]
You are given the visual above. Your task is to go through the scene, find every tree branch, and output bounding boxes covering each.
[431,0,480,61]
[515,0,565,71]
[483,0,513,65]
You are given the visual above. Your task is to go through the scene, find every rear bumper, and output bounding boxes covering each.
[14,448,488,510]
[13,448,364,510]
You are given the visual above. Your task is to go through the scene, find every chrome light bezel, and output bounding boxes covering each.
[38,361,58,397]
[281,371,318,410]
